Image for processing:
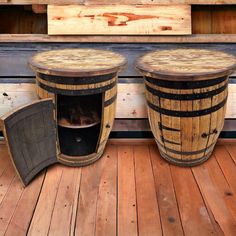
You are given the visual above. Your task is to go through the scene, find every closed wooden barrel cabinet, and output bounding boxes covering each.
[29,48,126,166]
[136,49,236,166]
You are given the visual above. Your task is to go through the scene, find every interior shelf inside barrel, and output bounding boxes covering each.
[57,94,102,156]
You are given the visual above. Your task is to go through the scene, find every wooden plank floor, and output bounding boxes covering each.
[0,143,236,236]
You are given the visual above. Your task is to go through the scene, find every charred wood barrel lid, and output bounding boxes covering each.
[136,49,236,166]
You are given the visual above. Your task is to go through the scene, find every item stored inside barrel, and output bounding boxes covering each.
[57,93,102,156]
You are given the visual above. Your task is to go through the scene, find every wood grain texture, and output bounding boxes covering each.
[136,49,236,80]
[150,145,184,235]
[214,145,236,192]
[48,5,191,35]
[85,0,236,3]
[95,145,117,236]
[29,48,126,77]
[1,5,236,35]
[212,7,236,34]
[97,85,117,155]
[171,166,216,235]
[192,6,212,34]
[192,6,236,34]
[192,162,236,235]
[1,0,236,4]
[134,145,162,235]
[204,155,236,221]
[1,99,57,186]
[4,172,45,236]
[2,34,236,43]
[27,165,63,235]
[117,146,138,236]
[0,6,47,34]
[0,177,24,236]
[0,144,236,235]
[0,161,15,205]
[75,153,106,236]
[0,0,83,4]
[48,166,81,236]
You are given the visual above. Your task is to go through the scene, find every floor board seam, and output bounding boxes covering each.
[191,167,223,235]
[148,145,164,236]
[168,159,185,235]
[26,170,47,236]
[46,166,64,236]
[133,145,140,236]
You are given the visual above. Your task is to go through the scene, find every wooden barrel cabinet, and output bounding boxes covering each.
[136,49,236,166]
[1,48,126,185]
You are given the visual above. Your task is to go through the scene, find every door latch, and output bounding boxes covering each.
[201,129,218,138]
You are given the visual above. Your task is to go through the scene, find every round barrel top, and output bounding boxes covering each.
[136,49,236,80]
[29,48,127,77]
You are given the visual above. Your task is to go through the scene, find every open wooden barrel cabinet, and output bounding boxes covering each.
[0,48,126,185]
[136,49,236,166]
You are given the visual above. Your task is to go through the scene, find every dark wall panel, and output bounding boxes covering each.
[1,43,236,78]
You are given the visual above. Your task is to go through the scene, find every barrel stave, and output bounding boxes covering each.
[180,87,193,160]
[145,87,163,148]
[36,85,55,100]
[191,86,201,160]
[160,85,181,160]
[97,85,117,154]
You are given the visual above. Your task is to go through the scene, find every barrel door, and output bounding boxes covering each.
[2,99,57,186]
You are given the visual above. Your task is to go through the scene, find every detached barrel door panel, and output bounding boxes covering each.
[2,99,57,186]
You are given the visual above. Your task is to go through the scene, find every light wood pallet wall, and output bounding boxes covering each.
[1,2,236,134]
[1,5,236,34]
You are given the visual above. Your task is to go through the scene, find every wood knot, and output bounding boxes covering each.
[160,26,172,31]
[225,191,233,196]
[168,217,175,223]
[53,16,64,20]
[213,129,218,134]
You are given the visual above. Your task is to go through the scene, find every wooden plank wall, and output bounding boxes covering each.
[1,83,236,120]
[1,43,236,122]
[1,0,236,4]
[192,6,236,34]
[1,43,236,77]
[1,4,236,135]
[47,5,191,35]
[0,6,47,34]
[1,5,236,34]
